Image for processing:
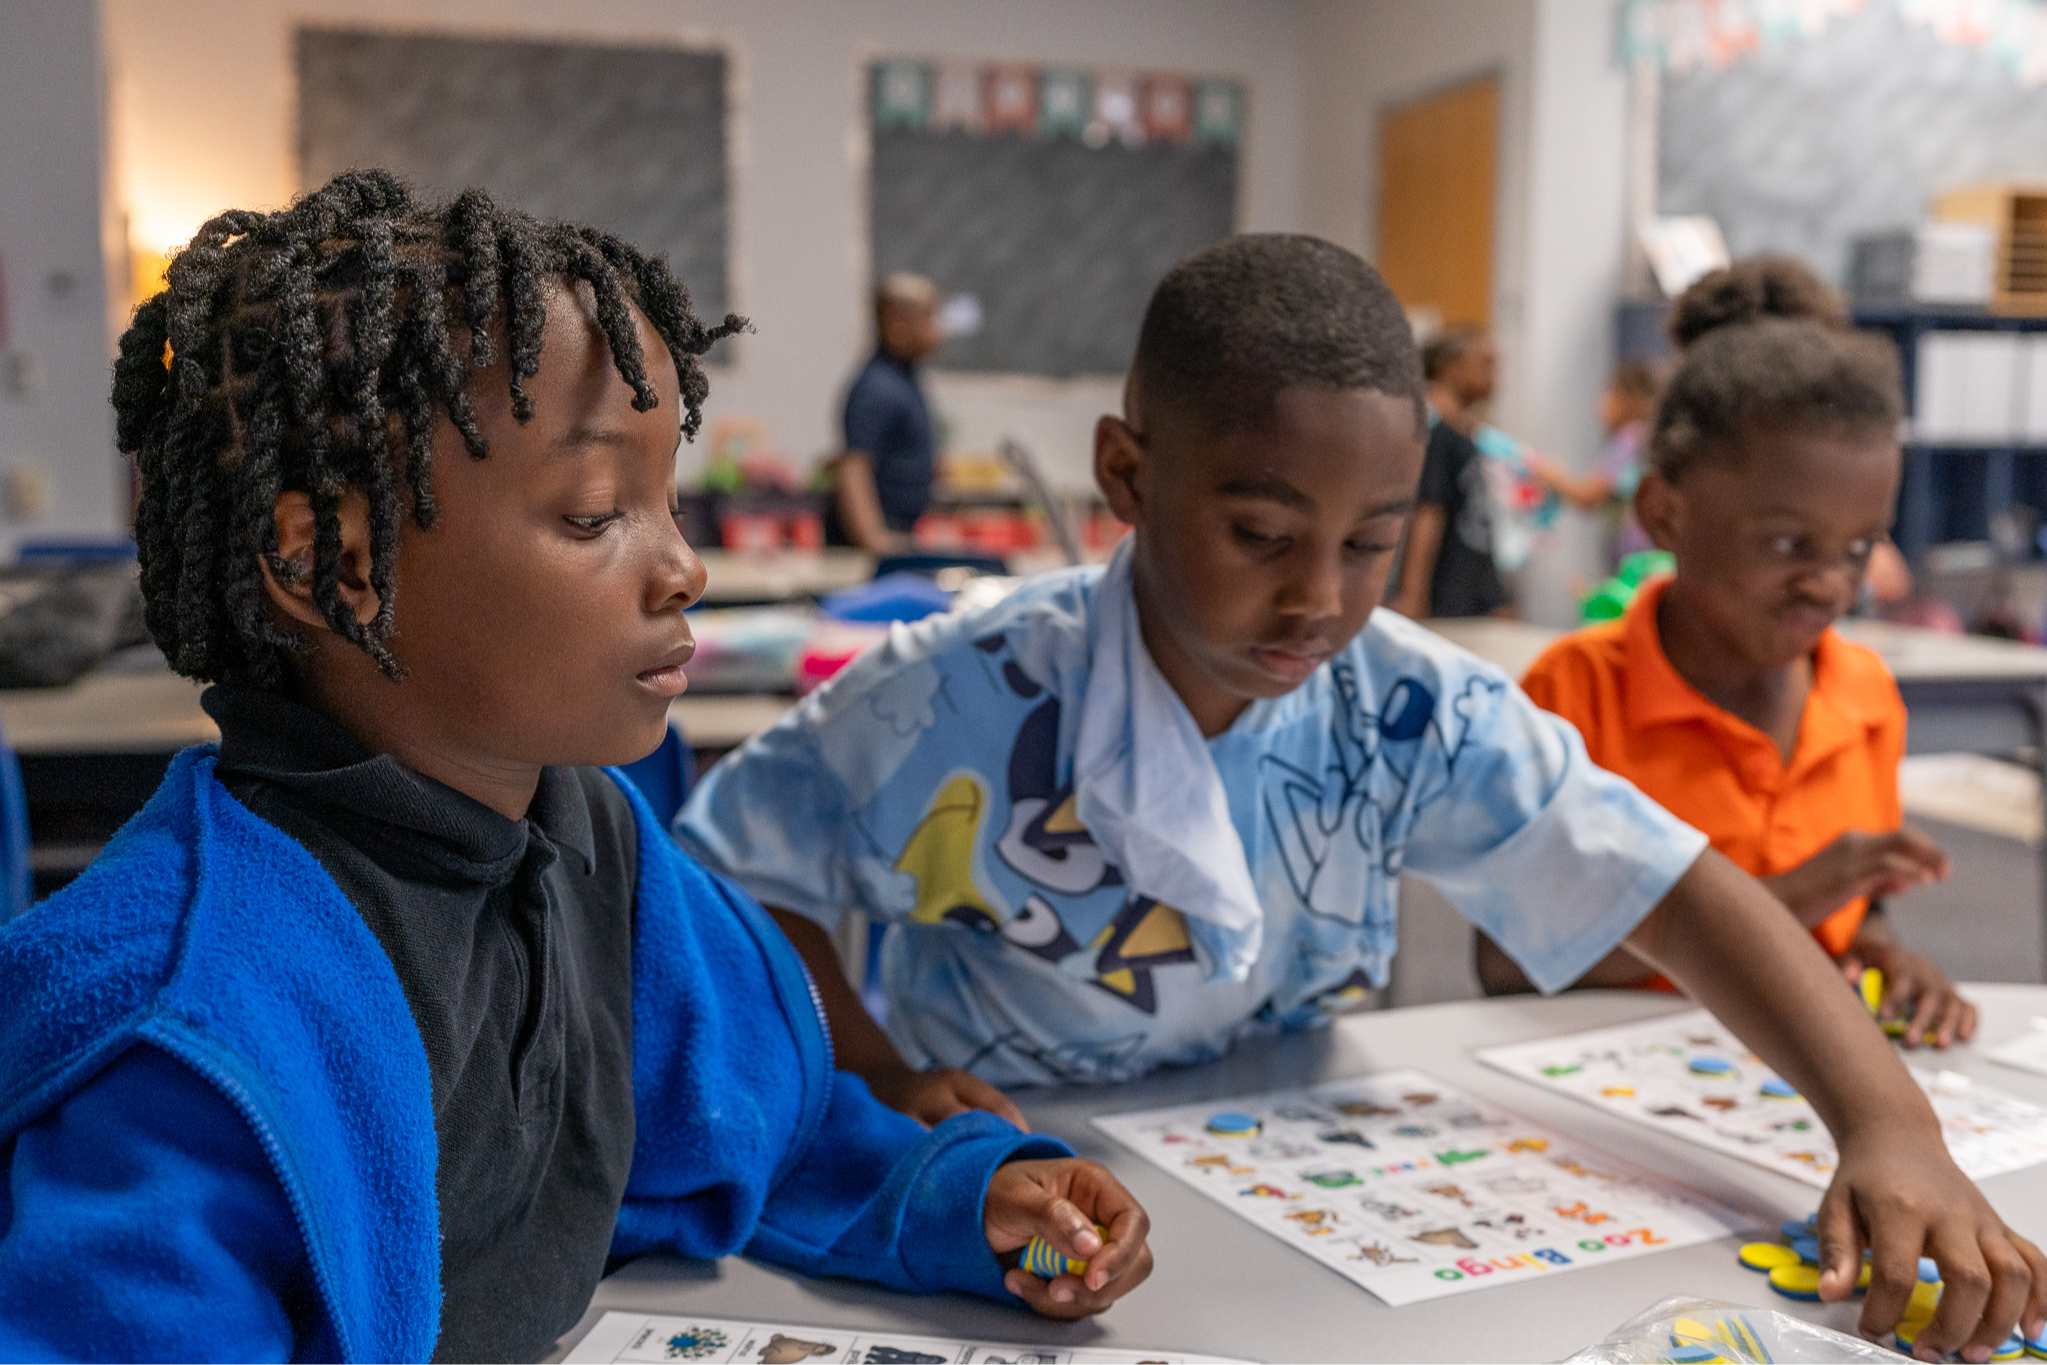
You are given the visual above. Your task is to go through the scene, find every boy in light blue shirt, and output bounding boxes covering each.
[680,549,1689,1089]
[683,234,2043,1360]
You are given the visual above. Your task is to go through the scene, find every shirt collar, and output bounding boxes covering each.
[1619,576,1883,777]
[875,346,920,377]
[204,684,598,880]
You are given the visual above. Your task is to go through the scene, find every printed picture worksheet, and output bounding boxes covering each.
[1478,1008,2047,1188]
[1091,1067,1745,1306]
[562,1311,1242,1364]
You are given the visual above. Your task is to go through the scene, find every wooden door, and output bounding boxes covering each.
[1377,74,1499,330]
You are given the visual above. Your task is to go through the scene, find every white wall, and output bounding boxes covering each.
[0,1,125,557]
[1298,0,1630,625]
[100,0,1308,493]
[1516,0,1630,625]
[1298,0,1538,428]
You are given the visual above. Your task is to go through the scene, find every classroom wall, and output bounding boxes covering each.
[1514,0,1631,626]
[1299,0,1630,626]
[1298,0,1538,426]
[0,2,125,559]
[100,0,1309,494]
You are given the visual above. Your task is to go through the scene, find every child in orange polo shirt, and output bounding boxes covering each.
[1477,278,1974,1049]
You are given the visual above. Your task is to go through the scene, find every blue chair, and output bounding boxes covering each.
[617,721,696,831]
[0,720,32,922]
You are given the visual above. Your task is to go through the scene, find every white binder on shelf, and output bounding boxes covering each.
[1916,331,2022,443]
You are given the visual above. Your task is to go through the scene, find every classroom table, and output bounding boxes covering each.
[0,666,793,756]
[1426,614,2047,980]
[551,983,2047,1364]
[694,549,872,605]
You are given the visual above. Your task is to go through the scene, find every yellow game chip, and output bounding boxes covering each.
[1739,1242,1802,1272]
[1769,1263,1823,1300]
[1715,1313,1772,1363]
[1670,1317,1715,1344]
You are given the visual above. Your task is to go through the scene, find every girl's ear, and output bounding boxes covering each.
[1094,415,1148,527]
[1634,471,1684,555]
[261,490,382,631]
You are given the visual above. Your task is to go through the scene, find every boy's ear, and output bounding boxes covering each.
[1094,415,1147,527]
[261,490,382,632]
[1634,472,1683,554]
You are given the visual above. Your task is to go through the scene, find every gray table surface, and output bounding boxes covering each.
[1420,615,2047,686]
[552,984,2047,1364]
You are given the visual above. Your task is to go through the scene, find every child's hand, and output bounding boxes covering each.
[1840,944,1977,1049]
[1767,828,1949,927]
[984,1158,1152,1319]
[868,1066,1028,1131]
[1819,1125,2046,1360]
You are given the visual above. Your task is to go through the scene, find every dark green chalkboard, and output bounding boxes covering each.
[298,27,730,325]
[870,127,1238,378]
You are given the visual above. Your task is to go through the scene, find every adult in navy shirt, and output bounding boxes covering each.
[832,273,941,551]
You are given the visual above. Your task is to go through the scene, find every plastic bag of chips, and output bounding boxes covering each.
[1565,1295,1900,1364]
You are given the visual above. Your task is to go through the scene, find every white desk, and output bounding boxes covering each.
[1418,615,1559,681]
[0,668,216,756]
[553,985,2047,1364]
[694,550,871,605]
[0,668,790,757]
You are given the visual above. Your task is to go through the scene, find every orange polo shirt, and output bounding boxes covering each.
[1522,577,1905,967]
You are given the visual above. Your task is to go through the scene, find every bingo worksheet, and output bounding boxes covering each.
[1092,1067,1744,1306]
[561,1311,1244,1364]
[1477,1009,2047,1189]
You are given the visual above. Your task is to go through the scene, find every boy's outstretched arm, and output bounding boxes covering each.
[768,907,1028,1129]
[1627,849,2046,1362]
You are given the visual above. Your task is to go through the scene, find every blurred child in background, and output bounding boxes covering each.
[1418,326,1560,581]
[1388,329,1511,618]
[1536,359,1663,572]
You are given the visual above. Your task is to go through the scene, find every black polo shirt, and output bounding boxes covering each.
[206,686,639,1363]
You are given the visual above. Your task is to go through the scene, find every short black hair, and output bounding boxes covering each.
[1421,325,1486,382]
[111,169,745,691]
[1129,233,1425,436]
[1649,316,1902,481]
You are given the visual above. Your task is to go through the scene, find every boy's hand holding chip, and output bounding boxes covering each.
[1818,1123,2047,1361]
[984,1158,1152,1319]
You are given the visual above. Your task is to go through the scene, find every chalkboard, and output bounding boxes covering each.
[298,27,730,327]
[1658,5,2047,285]
[870,124,1238,378]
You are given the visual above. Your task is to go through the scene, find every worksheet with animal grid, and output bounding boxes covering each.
[1091,1068,1744,1306]
[1477,1008,2047,1188]
[562,1312,1244,1364]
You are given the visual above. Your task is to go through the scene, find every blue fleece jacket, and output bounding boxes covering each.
[0,749,1067,1362]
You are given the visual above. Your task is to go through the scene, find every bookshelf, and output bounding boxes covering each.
[1855,306,2047,564]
